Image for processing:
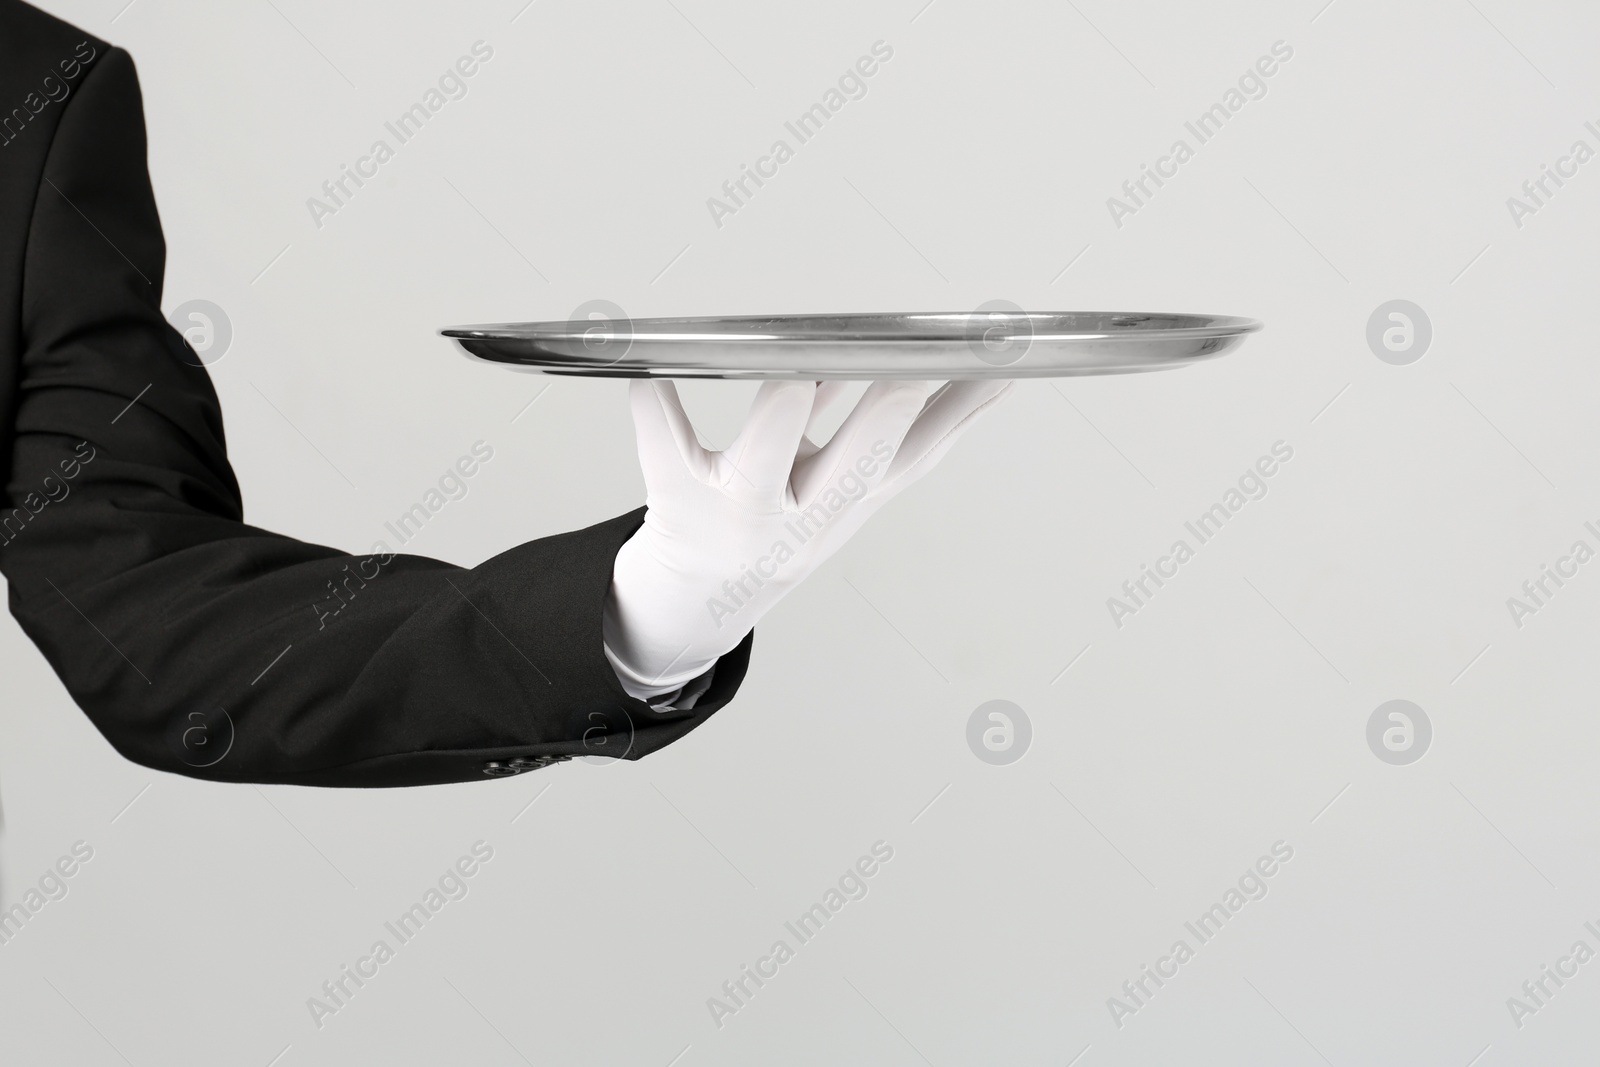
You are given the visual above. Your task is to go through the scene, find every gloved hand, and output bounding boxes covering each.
[602,377,1014,703]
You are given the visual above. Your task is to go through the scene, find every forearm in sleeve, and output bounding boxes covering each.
[0,48,750,786]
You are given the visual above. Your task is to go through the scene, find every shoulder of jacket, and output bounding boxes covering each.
[0,1,111,72]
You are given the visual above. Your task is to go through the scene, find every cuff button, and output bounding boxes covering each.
[482,755,570,777]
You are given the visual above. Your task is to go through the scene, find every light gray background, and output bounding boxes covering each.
[3,0,1597,1063]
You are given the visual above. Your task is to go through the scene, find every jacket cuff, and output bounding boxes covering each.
[463,505,752,762]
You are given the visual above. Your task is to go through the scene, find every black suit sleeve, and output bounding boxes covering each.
[0,47,751,787]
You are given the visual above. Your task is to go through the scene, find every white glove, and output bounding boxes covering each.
[602,377,1014,703]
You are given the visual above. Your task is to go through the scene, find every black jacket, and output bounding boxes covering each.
[0,1,750,785]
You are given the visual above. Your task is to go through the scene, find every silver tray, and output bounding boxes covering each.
[441,311,1263,380]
